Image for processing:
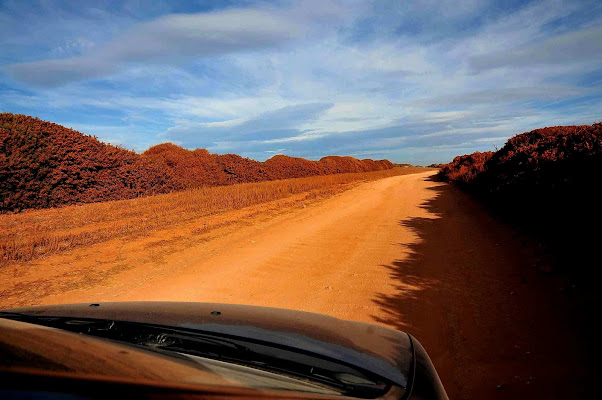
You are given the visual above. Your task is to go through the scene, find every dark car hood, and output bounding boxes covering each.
[3,302,413,389]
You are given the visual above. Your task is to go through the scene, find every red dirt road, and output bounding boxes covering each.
[0,171,594,398]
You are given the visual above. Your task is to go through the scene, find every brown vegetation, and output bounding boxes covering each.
[0,167,425,266]
[437,152,493,186]
[438,122,602,277]
[1,113,394,212]
[0,114,180,212]
[438,122,601,195]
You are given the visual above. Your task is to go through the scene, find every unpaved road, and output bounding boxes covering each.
[0,171,595,398]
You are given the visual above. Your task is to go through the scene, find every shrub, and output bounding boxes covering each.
[438,152,494,186]
[439,122,602,276]
[0,113,395,212]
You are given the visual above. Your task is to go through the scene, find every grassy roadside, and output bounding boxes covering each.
[1,167,429,265]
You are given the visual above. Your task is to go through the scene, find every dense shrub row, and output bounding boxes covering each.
[0,113,394,212]
[439,123,602,195]
[439,122,602,275]
[0,114,182,212]
[438,151,494,186]
[143,145,393,186]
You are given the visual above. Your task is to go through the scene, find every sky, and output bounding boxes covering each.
[1,0,601,164]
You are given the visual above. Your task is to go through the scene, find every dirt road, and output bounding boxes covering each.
[0,171,594,398]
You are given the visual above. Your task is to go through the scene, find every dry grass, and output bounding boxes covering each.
[1,167,428,265]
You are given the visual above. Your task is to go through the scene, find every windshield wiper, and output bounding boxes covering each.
[0,313,391,398]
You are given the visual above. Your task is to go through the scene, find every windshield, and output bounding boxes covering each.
[0,313,393,398]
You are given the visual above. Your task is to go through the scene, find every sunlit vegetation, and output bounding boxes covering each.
[437,151,494,186]
[439,123,601,194]
[1,113,394,213]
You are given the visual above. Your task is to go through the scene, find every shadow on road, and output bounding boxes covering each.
[371,177,447,333]
[371,175,597,399]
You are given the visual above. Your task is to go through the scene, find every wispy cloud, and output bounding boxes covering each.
[164,102,334,146]
[1,0,601,163]
[6,1,347,86]
[6,10,295,85]
[471,25,602,71]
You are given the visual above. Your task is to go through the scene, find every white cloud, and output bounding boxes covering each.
[471,26,602,71]
[6,2,346,86]
[163,102,334,145]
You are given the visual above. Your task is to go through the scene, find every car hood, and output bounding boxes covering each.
[3,302,413,389]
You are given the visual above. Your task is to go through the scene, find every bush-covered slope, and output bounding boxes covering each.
[1,113,395,212]
[0,113,183,212]
[439,122,602,275]
[438,151,494,186]
[439,123,602,195]
[143,146,394,185]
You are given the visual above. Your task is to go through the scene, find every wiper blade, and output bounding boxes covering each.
[149,332,354,389]
[144,331,259,362]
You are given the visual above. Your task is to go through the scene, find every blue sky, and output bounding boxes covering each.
[1,0,601,164]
